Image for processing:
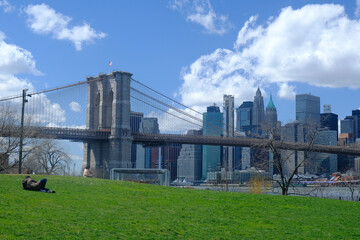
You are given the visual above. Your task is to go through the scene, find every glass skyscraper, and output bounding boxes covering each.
[202,105,223,179]
[236,101,253,133]
[296,94,320,124]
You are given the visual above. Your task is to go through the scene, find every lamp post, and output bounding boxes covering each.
[18,89,30,174]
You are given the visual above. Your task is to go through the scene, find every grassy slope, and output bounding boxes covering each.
[0,175,359,239]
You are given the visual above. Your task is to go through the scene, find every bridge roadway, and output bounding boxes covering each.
[4,126,360,156]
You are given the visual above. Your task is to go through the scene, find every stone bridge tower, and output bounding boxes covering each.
[83,71,132,178]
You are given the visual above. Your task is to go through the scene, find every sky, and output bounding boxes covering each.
[1,0,360,171]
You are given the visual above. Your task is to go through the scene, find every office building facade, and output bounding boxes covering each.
[202,105,223,179]
[223,95,235,171]
[236,101,253,133]
[177,130,203,181]
[296,94,320,124]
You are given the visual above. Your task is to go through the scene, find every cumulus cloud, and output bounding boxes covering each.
[0,39,42,76]
[70,101,81,112]
[0,33,38,97]
[277,83,296,100]
[179,48,257,108]
[178,4,360,109]
[169,0,231,35]
[0,34,68,127]
[0,0,14,13]
[24,4,106,50]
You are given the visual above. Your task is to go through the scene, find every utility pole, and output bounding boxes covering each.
[18,89,30,174]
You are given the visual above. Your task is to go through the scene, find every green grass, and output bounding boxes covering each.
[0,175,359,239]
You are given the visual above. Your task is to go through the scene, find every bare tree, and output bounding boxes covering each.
[263,122,318,195]
[0,102,41,173]
[26,139,72,175]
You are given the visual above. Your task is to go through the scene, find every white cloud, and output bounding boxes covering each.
[70,101,81,112]
[24,4,106,50]
[0,35,68,127]
[0,0,14,13]
[0,37,41,76]
[180,48,257,108]
[169,0,231,35]
[0,34,38,98]
[178,4,360,110]
[239,4,360,89]
[277,83,296,100]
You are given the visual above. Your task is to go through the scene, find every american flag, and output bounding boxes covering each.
[109,61,113,66]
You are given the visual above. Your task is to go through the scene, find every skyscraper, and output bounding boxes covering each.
[320,105,338,137]
[312,130,337,175]
[352,109,360,139]
[223,95,234,171]
[252,87,265,131]
[202,105,223,179]
[236,101,253,133]
[177,130,203,181]
[296,94,320,124]
[265,94,277,126]
[136,118,159,168]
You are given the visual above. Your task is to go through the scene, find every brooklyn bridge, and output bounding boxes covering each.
[1,71,359,178]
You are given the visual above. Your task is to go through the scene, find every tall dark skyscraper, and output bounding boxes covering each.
[296,94,320,124]
[236,101,253,133]
[202,105,223,179]
[265,94,277,126]
[352,109,360,139]
[252,87,265,130]
[321,114,338,131]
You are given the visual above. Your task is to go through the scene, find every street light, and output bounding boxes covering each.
[18,89,31,174]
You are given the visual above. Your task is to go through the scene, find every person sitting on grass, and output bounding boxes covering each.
[83,167,93,177]
[22,176,55,193]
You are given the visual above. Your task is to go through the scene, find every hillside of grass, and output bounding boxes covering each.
[0,175,359,239]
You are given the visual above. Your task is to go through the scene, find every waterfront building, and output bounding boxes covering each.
[280,122,307,175]
[202,105,223,179]
[136,118,159,169]
[296,94,320,124]
[223,95,235,171]
[312,130,338,175]
[131,111,144,168]
[177,130,203,181]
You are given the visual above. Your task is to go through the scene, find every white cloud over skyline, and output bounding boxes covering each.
[24,4,106,51]
[178,4,360,110]
[170,0,231,35]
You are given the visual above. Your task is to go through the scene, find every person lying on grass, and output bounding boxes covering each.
[22,176,55,193]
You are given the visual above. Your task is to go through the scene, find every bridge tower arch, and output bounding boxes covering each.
[83,71,133,178]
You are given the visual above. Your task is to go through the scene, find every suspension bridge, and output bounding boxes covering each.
[1,71,359,178]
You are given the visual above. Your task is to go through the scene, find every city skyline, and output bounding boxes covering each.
[2,0,360,172]
[1,1,360,125]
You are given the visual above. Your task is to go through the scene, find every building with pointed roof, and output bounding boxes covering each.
[265,94,277,125]
[252,87,265,131]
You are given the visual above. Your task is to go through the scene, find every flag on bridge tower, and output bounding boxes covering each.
[109,61,113,66]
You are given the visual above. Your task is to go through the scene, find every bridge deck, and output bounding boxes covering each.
[4,127,360,156]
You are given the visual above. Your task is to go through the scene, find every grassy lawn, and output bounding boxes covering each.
[0,174,359,239]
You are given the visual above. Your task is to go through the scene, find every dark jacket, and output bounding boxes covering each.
[22,176,42,191]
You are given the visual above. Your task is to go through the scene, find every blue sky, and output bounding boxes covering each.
[1,0,360,170]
